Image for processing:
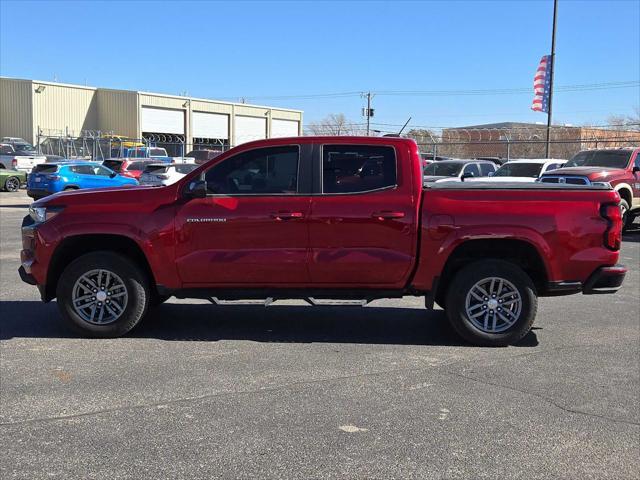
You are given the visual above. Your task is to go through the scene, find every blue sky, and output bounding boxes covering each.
[1,0,638,131]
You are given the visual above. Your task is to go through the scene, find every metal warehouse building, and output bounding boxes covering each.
[0,77,303,156]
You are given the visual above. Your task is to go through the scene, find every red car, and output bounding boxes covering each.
[20,137,626,346]
[539,147,640,228]
[101,159,158,180]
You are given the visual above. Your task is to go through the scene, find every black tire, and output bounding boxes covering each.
[4,176,21,192]
[56,251,150,337]
[619,199,635,231]
[445,260,538,347]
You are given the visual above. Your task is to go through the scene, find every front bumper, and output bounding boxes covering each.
[582,265,627,294]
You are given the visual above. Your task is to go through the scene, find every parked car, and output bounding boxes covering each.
[185,149,223,165]
[474,159,567,182]
[19,137,626,347]
[538,147,640,228]
[0,143,47,172]
[0,168,27,192]
[102,159,158,181]
[27,161,138,200]
[419,153,451,170]
[139,163,199,186]
[423,159,497,183]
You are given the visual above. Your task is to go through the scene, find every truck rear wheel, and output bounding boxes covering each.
[56,251,150,337]
[445,260,537,347]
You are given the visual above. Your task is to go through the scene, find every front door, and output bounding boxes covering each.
[175,144,311,286]
[307,143,418,288]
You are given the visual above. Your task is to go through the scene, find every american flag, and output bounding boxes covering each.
[531,55,551,113]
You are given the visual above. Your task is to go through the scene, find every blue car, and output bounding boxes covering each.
[27,161,138,200]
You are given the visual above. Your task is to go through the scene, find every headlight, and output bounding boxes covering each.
[29,205,64,223]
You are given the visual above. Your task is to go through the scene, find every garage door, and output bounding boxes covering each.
[271,119,300,138]
[192,112,229,139]
[141,107,185,134]
[235,116,267,145]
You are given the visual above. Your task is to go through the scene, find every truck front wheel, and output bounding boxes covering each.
[56,251,150,337]
[445,260,537,347]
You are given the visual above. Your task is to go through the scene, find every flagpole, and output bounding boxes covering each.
[545,0,558,158]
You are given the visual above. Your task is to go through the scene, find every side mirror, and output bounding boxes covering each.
[633,166,640,173]
[488,171,494,177]
[185,179,207,199]
[461,172,475,180]
[110,172,117,178]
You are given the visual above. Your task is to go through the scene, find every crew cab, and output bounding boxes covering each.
[0,143,47,172]
[19,137,626,346]
[538,147,640,228]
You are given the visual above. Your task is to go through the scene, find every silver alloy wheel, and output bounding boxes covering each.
[71,269,128,325]
[5,176,20,192]
[465,276,522,333]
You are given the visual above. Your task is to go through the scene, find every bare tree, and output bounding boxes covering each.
[607,106,640,131]
[306,114,365,136]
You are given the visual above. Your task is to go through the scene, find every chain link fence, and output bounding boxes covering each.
[409,125,640,161]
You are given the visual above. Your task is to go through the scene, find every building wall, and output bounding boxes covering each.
[32,81,98,137]
[0,78,33,143]
[97,89,139,139]
[0,77,303,148]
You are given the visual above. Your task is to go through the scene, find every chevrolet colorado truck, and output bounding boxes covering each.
[539,147,640,228]
[19,137,627,346]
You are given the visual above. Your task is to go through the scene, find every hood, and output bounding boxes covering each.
[547,166,624,180]
[33,184,166,208]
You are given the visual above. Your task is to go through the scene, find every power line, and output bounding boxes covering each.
[227,81,639,101]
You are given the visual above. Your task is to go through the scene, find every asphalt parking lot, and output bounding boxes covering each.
[0,190,638,480]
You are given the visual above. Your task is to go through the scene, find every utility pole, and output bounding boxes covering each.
[362,92,374,136]
[545,0,558,158]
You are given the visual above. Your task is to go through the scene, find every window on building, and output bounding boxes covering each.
[322,145,396,194]
[205,145,299,194]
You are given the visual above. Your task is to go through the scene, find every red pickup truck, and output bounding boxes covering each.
[538,147,640,229]
[19,137,626,346]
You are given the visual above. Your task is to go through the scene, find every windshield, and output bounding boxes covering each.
[494,163,543,178]
[14,143,36,153]
[149,148,168,157]
[145,165,168,174]
[423,162,463,177]
[102,160,123,172]
[565,150,632,169]
[175,164,198,174]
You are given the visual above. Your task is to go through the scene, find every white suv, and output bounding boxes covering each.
[139,163,199,186]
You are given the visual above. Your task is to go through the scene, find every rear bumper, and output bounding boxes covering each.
[582,265,627,294]
[27,188,51,199]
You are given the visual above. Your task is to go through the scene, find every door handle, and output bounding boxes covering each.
[271,211,304,220]
[372,211,405,220]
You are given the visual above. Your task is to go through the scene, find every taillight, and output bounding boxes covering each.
[11,158,18,168]
[600,203,622,251]
[46,174,60,180]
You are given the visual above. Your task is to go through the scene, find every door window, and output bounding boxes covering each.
[479,163,495,176]
[94,165,114,176]
[322,145,396,194]
[463,164,480,177]
[71,165,96,175]
[204,145,299,194]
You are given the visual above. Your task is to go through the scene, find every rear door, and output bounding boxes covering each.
[307,143,417,287]
[175,144,312,286]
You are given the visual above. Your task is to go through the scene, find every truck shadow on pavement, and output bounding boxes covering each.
[0,301,539,347]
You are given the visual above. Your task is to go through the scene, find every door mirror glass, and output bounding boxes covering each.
[185,179,207,198]
[633,166,640,173]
